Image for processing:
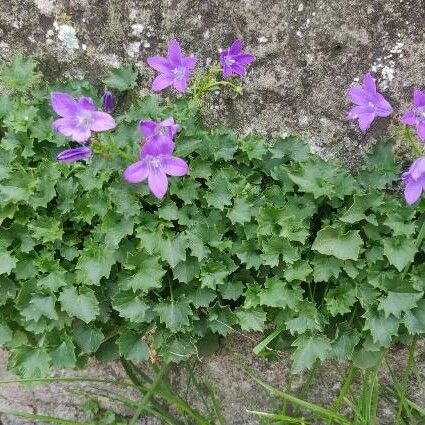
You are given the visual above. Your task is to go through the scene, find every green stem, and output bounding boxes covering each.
[404,126,424,157]
[395,335,418,424]
[328,365,357,425]
[129,362,169,425]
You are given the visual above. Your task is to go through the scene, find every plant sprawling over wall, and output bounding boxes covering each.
[1,56,424,378]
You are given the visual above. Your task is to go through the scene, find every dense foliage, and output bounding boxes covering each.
[1,56,424,378]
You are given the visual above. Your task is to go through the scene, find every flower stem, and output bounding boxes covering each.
[404,126,423,157]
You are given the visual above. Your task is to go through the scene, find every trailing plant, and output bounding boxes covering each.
[1,51,425,383]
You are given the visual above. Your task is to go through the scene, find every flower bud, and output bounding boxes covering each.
[101,90,114,113]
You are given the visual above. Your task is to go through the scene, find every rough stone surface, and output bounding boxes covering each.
[1,0,425,423]
[1,0,425,167]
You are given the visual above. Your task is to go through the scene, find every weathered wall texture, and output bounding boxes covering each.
[1,0,425,165]
[1,0,425,423]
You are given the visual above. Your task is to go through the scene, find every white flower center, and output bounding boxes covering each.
[172,66,186,80]
[156,125,168,136]
[416,107,425,120]
[77,111,93,128]
[225,56,235,66]
[147,155,162,170]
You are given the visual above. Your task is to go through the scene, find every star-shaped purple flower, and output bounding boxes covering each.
[347,73,393,132]
[219,39,255,78]
[123,141,188,199]
[139,117,180,156]
[147,39,197,93]
[402,157,425,205]
[401,89,425,141]
[51,92,116,143]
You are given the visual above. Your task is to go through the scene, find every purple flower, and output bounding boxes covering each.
[123,143,188,199]
[402,157,425,205]
[139,117,179,156]
[347,73,393,132]
[57,146,92,163]
[147,39,197,93]
[51,92,116,143]
[401,89,425,141]
[101,90,114,114]
[219,39,255,78]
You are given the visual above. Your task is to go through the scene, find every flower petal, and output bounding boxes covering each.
[182,55,197,69]
[139,120,157,138]
[173,78,189,93]
[405,181,423,205]
[362,73,376,94]
[221,64,232,78]
[57,147,92,163]
[123,160,149,184]
[229,39,243,55]
[414,89,425,108]
[347,105,368,120]
[52,118,91,143]
[90,111,116,131]
[358,112,376,132]
[148,168,168,199]
[235,53,256,65]
[167,39,183,66]
[416,121,425,141]
[141,139,175,157]
[161,156,189,176]
[230,64,247,77]
[78,96,96,111]
[401,111,416,125]
[51,92,78,117]
[152,74,174,91]
[374,95,393,117]
[347,87,368,106]
[147,56,171,73]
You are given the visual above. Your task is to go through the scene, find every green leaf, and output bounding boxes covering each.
[8,347,50,378]
[208,305,237,336]
[325,283,356,316]
[220,281,245,301]
[378,291,423,318]
[312,226,363,261]
[172,257,200,283]
[191,287,217,308]
[331,327,361,360]
[59,287,99,323]
[291,335,332,373]
[352,348,385,369]
[103,66,138,91]
[21,295,58,322]
[155,301,192,332]
[76,246,116,285]
[311,256,342,282]
[50,340,77,369]
[227,198,253,224]
[357,141,400,189]
[363,310,399,346]
[112,291,151,323]
[0,322,13,345]
[286,301,322,334]
[117,331,149,362]
[122,252,165,292]
[382,238,417,272]
[259,278,303,309]
[283,260,312,282]
[236,309,267,331]
[73,322,104,354]
[0,55,41,92]
[0,251,17,274]
[158,236,187,268]
[403,300,425,334]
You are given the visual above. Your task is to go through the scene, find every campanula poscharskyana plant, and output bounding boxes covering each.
[147,39,197,93]
[51,92,116,143]
[220,39,256,77]
[347,73,393,132]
